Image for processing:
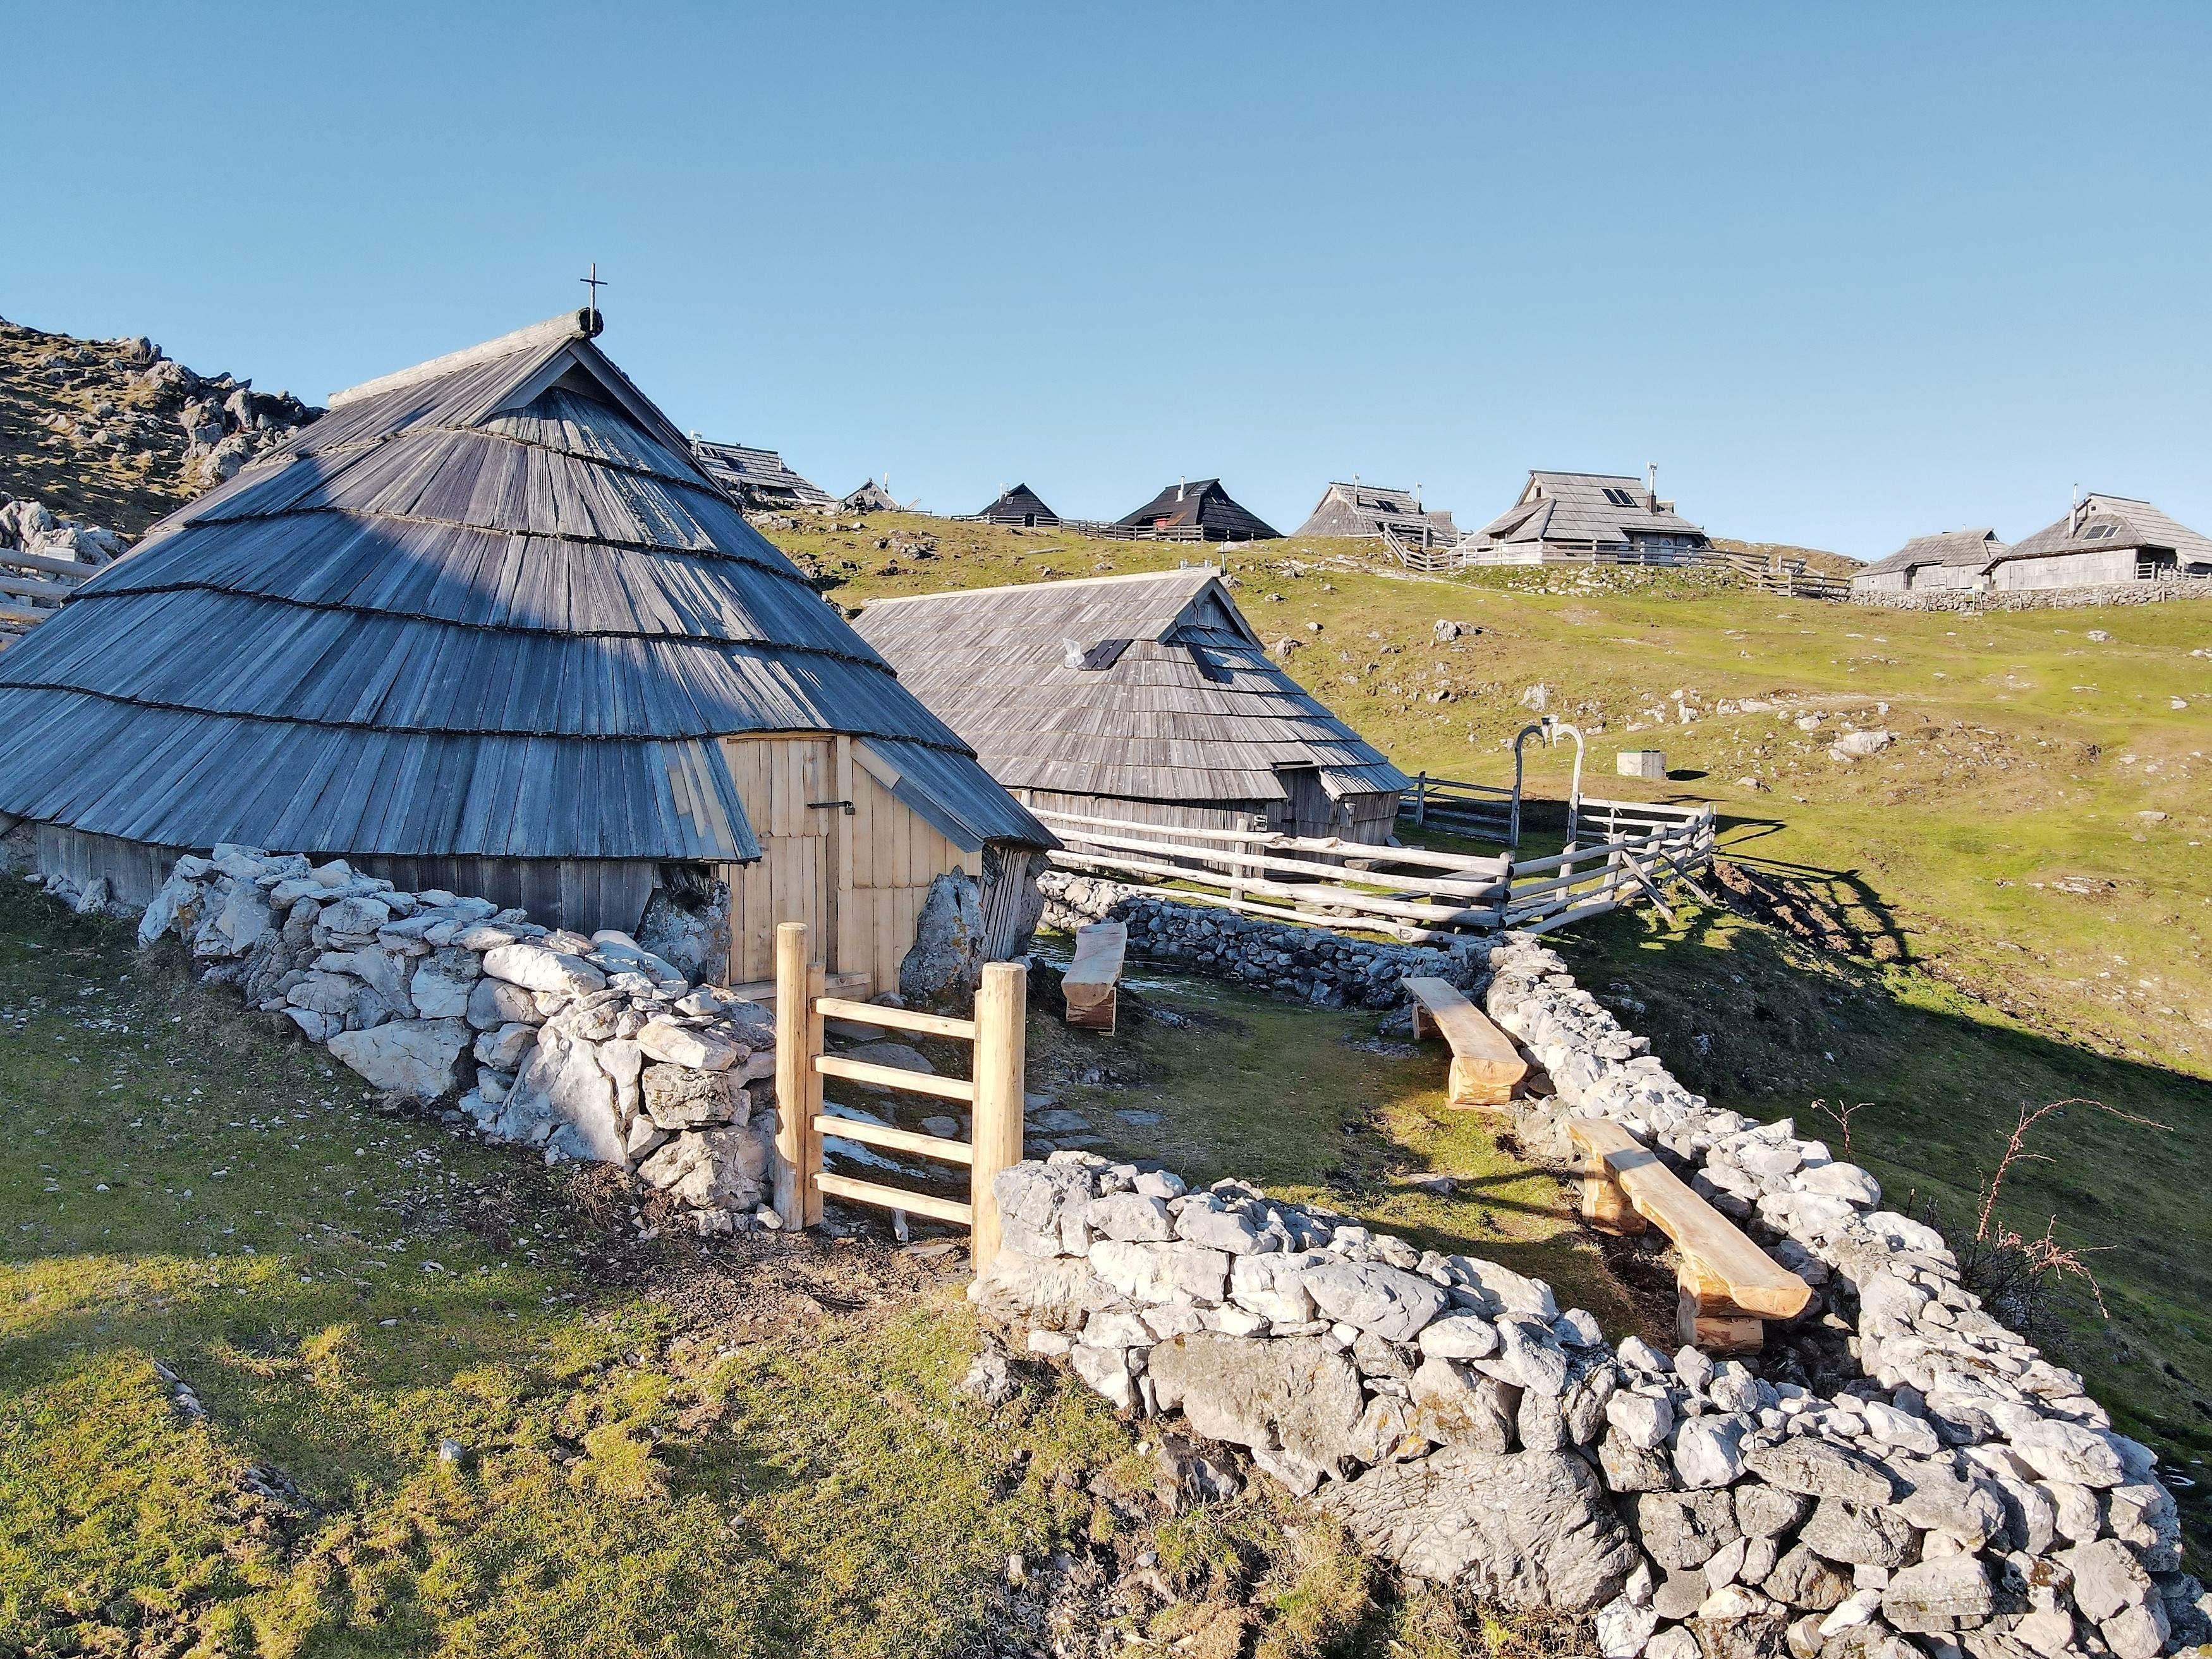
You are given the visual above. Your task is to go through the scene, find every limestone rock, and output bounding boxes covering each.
[1745,1440,1899,1505]
[482,942,608,997]
[897,868,985,1010]
[636,1125,770,1211]
[1409,1358,1516,1453]
[1797,1498,1917,1569]
[1303,1260,1449,1343]
[1638,1490,1742,1571]
[1323,1445,1639,1611]
[1147,1333,1364,1477]
[1881,1557,1991,1634]
[636,1016,739,1071]
[968,1249,1114,1330]
[508,1024,624,1164]
[640,1063,746,1130]
[326,1018,468,1098]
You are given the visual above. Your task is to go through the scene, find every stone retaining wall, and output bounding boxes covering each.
[129,847,780,1235]
[971,934,2202,1658]
[1039,870,1489,1008]
[1851,581,2212,614]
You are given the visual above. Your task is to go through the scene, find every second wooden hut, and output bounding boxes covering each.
[853,568,1406,843]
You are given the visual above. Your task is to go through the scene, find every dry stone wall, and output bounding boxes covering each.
[1851,581,2212,614]
[1039,870,1489,1007]
[971,934,2203,1658]
[128,848,780,1236]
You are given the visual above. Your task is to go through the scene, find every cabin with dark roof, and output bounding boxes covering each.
[1462,471,1708,564]
[1988,495,2212,591]
[853,569,1406,843]
[839,478,899,514]
[690,439,833,511]
[1114,478,1279,542]
[0,309,1050,992]
[1849,529,2007,596]
[1294,480,1457,545]
[978,483,1059,528]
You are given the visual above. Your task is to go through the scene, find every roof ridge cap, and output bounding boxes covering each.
[327,309,599,408]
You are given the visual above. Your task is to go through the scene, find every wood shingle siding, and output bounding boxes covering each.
[0,308,1046,939]
[1112,479,1279,542]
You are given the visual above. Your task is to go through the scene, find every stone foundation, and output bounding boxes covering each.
[1039,870,1489,1008]
[973,934,2201,1656]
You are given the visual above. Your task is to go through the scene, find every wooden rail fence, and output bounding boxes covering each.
[1401,771,1516,842]
[0,549,96,650]
[770,920,1026,1273]
[1035,802,1715,942]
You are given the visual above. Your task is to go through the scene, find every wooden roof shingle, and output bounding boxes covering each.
[0,309,1047,861]
[853,569,1406,809]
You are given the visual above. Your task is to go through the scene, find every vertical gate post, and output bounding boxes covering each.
[772,921,824,1230]
[967,960,1028,1277]
[1413,772,1428,828]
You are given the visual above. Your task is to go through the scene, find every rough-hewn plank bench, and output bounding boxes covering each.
[1568,1115,1813,1352]
[1064,921,1127,1033]
[1402,976,1529,1107]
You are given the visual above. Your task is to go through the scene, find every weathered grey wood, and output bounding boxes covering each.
[1064,920,1126,1032]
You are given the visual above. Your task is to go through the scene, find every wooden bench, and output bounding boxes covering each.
[1567,1115,1813,1352]
[1402,976,1528,1107]
[1063,921,1127,1033]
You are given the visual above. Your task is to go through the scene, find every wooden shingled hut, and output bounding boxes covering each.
[978,483,1059,528]
[1114,478,1279,542]
[0,309,1051,992]
[853,568,1406,842]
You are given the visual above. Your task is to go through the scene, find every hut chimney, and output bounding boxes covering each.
[1647,463,1658,504]
[1178,476,1186,500]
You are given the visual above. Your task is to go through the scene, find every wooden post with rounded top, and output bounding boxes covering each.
[772,921,825,1230]
[966,960,1028,1277]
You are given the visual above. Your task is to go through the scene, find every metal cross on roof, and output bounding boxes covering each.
[580,262,609,324]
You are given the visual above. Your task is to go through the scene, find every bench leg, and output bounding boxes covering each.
[1411,1004,1438,1043]
[1675,1263,1765,1354]
[1579,1154,1648,1236]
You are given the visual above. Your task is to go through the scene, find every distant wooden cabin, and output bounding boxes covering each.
[978,483,1060,528]
[0,310,1050,993]
[1295,480,1458,545]
[691,439,834,511]
[1849,529,2007,597]
[1986,495,2212,591]
[840,478,900,513]
[1462,470,1709,564]
[1115,478,1279,542]
[854,569,1406,842]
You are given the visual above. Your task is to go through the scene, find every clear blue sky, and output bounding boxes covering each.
[9,4,2209,558]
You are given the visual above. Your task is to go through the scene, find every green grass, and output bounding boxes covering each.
[1,880,1556,1656]
[777,511,2212,1540]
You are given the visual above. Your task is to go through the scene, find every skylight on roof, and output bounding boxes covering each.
[1601,487,1640,507]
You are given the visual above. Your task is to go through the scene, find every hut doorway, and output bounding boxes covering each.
[723,737,842,984]
[1271,765,1333,840]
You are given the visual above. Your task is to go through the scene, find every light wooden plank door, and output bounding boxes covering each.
[724,738,840,983]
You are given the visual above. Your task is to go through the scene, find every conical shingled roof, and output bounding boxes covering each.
[0,310,1046,861]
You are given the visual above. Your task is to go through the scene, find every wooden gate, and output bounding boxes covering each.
[770,921,1027,1274]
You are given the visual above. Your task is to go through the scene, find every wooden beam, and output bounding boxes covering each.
[968,961,1028,1276]
[813,1172,973,1227]
[1062,920,1126,1033]
[815,1055,976,1103]
[814,1114,974,1164]
[813,995,976,1042]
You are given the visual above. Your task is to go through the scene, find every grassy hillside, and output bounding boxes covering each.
[773,512,2212,1526]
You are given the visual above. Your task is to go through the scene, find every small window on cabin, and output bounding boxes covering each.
[1601,487,1639,507]
[2083,524,2115,540]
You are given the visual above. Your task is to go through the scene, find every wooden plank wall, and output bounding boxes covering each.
[720,736,978,992]
[355,855,657,935]
[845,756,978,994]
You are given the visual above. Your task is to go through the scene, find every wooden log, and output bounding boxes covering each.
[1062,920,1126,1033]
[1047,843,1503,927]
[815,1054,976,1103]
[1030,806,1513,876]
[772,921,816,1229]
[968,960,1027,1277]
[0,572,79,603]
[0,549,101,581]
[813,1114,974,1164]
[813,1171,973,1227]
[1402,976,1528,1107]
[812,995,976,1041]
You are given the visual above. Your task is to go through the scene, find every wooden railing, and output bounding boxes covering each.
[1035,803,1715,942]
[0,548,96,650]
[770,921,1026,1273]
[1401,771,1516,842]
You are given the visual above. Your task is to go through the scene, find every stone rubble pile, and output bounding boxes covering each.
[1852,582,2212,615]
[1039,870,1489,1008]
[972,933,2202,1658]
[131,848,780,1235]
[0,497,131,566]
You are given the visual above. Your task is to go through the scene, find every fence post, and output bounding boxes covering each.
[772,921,825,1231]
[1413,772,1428,827]
[967,960,1028,1277]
